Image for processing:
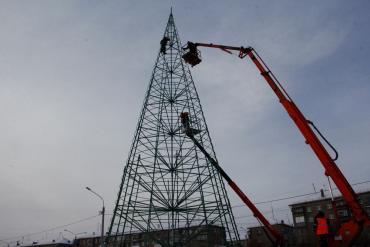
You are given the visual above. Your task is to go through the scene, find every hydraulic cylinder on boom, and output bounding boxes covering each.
[181,42,370,247]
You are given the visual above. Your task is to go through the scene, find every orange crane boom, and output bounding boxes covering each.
[182,42,370,246]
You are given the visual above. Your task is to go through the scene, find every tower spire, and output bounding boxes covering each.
[108,12,240,247]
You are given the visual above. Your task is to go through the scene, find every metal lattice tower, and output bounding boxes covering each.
[108,12,240,247]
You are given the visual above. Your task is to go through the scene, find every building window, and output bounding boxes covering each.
[336,201,345,206]
[366,208,370,215]
[317,205,322,211]
[306,206,312,213]
[197,234,207,240]
[295,216,305,224]
[293,207,304,213]
[308,216,314,223]
[327,203,332,209]
[328,214,335,220]
[338,209,349,217]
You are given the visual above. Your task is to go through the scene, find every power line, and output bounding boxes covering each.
[3,181,369,242]
[234,208,291,219]
[231,191,319,208]
[0,214,99,242]
[231,179,370,208]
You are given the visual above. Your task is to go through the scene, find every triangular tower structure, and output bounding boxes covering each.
[108,12,240,247]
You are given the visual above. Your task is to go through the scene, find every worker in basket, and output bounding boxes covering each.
[314,210,329,247]
[182,42,201,66]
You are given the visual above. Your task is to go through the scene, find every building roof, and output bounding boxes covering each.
[247,223,294,230]
[289,190,370,207]
[20,238,72,247]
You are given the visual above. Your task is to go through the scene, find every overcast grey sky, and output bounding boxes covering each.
[1,0,370,244]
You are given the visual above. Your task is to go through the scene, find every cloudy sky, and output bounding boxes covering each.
[1,0,370,244]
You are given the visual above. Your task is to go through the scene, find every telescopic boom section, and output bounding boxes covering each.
[179,112,285,246]
[182,42,370,246]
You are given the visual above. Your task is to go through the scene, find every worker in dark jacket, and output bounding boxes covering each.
[314,211,329,247]
[160,36,170,54]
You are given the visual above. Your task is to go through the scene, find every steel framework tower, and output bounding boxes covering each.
[108,12,240,247]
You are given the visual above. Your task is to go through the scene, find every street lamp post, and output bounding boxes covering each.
[86,187,105,247]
